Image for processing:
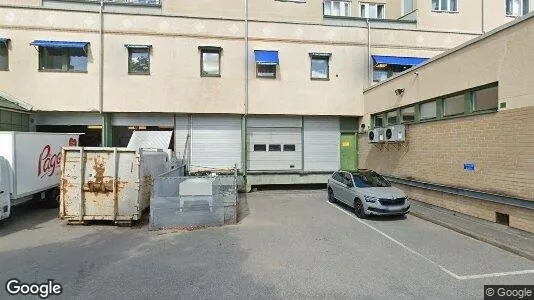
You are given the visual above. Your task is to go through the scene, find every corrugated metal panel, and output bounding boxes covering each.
[248,116,302,128]
[191,116,241,171]
[248,127,302,171]
[303,117,340,172]
[35,112,101,126]
[112,113,174,126]
[174,115,190,161]
[127,131,172,149]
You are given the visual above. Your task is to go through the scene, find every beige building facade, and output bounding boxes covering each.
[0,0,531,196]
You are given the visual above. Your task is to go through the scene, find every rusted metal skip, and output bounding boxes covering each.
[83,156,114,194]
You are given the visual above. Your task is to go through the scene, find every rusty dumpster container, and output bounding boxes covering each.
[59,147,169,225]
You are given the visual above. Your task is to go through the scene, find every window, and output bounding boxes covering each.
[443,94,465,116]
[373,114,384,127]
[38,47,87,72]
[506,0,529,16]
[257,64,277,78]
[127,46,151,75]
[432,0,458,12]
[420,101,437,120]
[268,144,281,152]
[401,106,415,123]
[360,3,385,18]
[254,144,267,151]
[324,0,351,16]
[310,53,330,80]
[403,0,414,15]
[373,65,411,82]
[472,86,498,111]
[283,144,296,151]
[199,46,221,77]
[0,41,7,71]
[386,111,398,125]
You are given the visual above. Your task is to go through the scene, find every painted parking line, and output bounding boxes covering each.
[326,201,534,281]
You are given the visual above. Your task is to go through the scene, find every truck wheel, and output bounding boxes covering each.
[44,189,60,209]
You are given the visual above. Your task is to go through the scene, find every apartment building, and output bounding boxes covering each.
[0,0,530,189]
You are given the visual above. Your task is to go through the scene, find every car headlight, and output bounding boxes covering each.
[364,195,379,203]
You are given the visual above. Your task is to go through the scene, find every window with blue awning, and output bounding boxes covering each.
[30,40,89,49]
[30,40,89,72]
[254,50,279,65]
[371,55,428,83]
[371,55,428,67]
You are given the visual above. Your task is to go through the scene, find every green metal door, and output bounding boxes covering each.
[340,133,357,171]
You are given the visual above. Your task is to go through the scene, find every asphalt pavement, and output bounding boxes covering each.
[0,190,533,299]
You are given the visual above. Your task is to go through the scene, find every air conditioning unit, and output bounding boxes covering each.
[385,125,406,142]
[368,128,385,143]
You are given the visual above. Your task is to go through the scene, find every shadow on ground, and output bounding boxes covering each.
[0,201,58,238]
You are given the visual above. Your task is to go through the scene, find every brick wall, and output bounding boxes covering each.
[359,107,534,232]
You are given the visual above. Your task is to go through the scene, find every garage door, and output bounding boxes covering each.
[303,117,340,172]
[248,116,302,171]
[191,115,242,171]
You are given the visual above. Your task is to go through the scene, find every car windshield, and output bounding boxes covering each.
[351,171,391,188]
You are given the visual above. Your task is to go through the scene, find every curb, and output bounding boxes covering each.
[409,211,534,262]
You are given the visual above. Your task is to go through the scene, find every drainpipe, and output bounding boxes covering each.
[481,0,485,34]
[99,0,104,113]
[367,18,372,86]
[242,0,249,184]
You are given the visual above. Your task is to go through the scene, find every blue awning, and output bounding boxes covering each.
[254,50,279,65]
[30,40,89,49]
[372,55,428,66]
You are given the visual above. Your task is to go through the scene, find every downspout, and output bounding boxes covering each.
[242,0,249,185]
[481,0,485,34]
[367,18,372,86]
[99,0,104,113]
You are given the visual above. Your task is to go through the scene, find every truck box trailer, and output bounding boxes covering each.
[0,132,80,221]
[59,147,169,225]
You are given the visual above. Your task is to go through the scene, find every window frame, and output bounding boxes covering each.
[419,100,438,120]
[470,85,499,113]
[199,46,222,78]
[386,110,398,126]
[506,0,528,16]
[0,40,8,71]
[268,144,282,152]
[126,45,151,75]
[283,144,296,152]
[253,144,267,152]
[431,0,458,12]
[442,93,466,117]
[37,46,88,73]
[256,64,277,79]
[360,2,386,19]
[400,106,416,123]
[324,0,352,17]
[309,53,331,81]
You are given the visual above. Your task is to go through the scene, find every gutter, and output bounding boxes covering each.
[242,0,249,178]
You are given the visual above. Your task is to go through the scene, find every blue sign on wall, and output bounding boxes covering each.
[464,163,476,172]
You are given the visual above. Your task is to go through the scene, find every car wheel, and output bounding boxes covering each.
[354,199,366,219]
[327,188,336,203]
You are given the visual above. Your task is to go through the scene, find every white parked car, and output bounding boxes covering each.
[327,169,410,218]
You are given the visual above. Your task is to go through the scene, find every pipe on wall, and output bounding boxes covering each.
[242,0,249,176]
[99,0,104,114]
[367,19,372,86]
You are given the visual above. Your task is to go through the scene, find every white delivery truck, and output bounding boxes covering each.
[0,132,80,221]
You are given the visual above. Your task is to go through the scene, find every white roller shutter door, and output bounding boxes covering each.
[191,115,242,171]
[248,116,302,171]
[303,117,340,172]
